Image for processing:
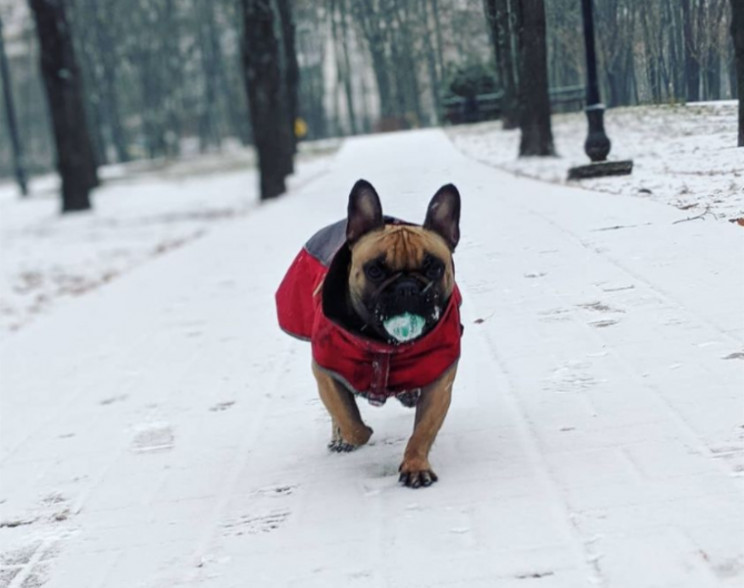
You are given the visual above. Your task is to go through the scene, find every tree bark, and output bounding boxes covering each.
[197,0,225,152]
[354,0,397,119]
[332,0,359,134]
[391,0,423,126]
[484,0,520,129]
[0,15,28,196]
[241,0,292,199]
[682,0,701,101]
[341,0,360,132]
[28,0,98,212]
[430,0,445,84]
[596,0,636,106]
[732,0,744,146]
[421,0,441,124]
[94,1,130,163]
[515,0,555,156]
[275,0,299,169]
[666,0,685,101]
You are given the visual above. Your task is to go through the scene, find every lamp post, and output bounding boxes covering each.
[568,0,632,179]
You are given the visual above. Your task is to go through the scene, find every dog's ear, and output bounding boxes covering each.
[424,184,461,250]
[347,179,384,244]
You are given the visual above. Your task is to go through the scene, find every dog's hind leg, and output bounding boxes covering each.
[313,361,373,451]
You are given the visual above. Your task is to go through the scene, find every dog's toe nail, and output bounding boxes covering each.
[329,439,357,453]
[421,472,432,486]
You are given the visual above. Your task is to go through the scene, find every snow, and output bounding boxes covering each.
[0,143,337,338]
[447,101,743,224]
[1,121,743,587]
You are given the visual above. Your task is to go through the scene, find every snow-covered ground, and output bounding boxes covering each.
[447,101,743,223]
[0,142,337,337]
[1,124,743,587]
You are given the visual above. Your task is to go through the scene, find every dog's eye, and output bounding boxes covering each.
[422,256,444,281]
[364,261,386,282]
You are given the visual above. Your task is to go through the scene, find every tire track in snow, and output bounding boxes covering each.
[457,280,607,587]
[184,339,295,574]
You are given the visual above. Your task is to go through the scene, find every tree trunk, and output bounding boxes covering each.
[666,0,685,101]
[485,0,520,129]
[369,45,397,118]
[28,0,98,213]
[732,0,744,146]
[334,0,359,134]
[430,0,445,84]
[0,16,28,196]
[241,0,292,199]
[75,23,108,166]
[94,1,130,163]
[682,0,701,101]
[276,0,299,170]
[391,0,423,126]
[421,0,441,124]
[197,0,223,153]
[354,1,398,119]
[162,0,182,158]
[515,0,555,156]
[640,7,661,102]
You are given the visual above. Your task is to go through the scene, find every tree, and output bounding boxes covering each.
[28,0,98,212]
[483,0,520,129]
[515,0,555,156]
[276,0,299,168]
[352,0,401,120]
[594,0,637,106]
[241,0,294,200]
[0,15,28,196]
[352,0,429,129]
[330,0,359,134]
[732,0,744,146]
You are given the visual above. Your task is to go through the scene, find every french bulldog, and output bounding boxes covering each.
[276,179,462,487]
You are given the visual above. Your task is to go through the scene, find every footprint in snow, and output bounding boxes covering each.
[131,422,175,453]
[222,511,290,536]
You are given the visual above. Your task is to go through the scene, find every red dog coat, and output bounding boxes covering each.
[276,219,462,407]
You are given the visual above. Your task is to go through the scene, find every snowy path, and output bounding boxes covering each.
[1,129,743,587]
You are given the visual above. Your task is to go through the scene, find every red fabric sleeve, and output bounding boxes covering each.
[275,249,328,340]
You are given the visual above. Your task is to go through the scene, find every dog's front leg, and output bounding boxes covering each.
[313,361,373,452]
[399,363,457,488]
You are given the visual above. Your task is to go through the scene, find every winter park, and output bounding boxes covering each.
[1,0,743,587]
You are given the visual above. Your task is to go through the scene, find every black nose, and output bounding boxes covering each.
[394,279,420,299]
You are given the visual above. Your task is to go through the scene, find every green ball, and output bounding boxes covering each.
[383,313,426,343]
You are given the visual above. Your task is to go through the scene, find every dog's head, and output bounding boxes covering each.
[344,179,460,344]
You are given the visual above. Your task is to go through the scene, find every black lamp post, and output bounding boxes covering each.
[568,0,632,179]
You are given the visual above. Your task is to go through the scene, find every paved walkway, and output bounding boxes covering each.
[1,130,743,587]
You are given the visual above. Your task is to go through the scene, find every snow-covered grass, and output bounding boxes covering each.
[0,140,339,337]
[447,101,743,223]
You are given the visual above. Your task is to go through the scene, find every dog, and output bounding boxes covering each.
[276,179,462,488]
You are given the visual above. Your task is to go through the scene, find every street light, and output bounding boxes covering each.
[568,0,633,180]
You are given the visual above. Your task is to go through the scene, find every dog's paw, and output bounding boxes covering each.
[398,469,438,488]
[398,458,438,488]
[328,439,358,453]
[328,423,373,453]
